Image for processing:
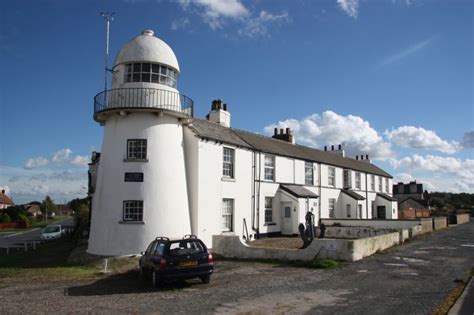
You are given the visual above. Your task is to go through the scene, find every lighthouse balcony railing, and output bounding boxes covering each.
[94,88,194,117]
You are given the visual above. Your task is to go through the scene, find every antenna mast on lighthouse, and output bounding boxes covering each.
[100,12,115,92]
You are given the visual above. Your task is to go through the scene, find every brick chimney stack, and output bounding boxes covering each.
[272,127,295,144]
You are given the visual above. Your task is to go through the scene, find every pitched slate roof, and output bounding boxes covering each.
[280,184,319,198]
[189,118,392,178]
[377,192,397,202]
[341,189,366,200]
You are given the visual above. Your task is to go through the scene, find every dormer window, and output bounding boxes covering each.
[124,63,177,88]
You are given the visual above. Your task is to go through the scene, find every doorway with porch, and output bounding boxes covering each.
[281,202,293,235]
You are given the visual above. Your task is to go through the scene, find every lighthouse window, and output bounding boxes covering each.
[124,62,177,88]
[127,139,147,160]
[123,200,143,221]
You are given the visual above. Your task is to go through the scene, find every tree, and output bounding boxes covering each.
[41,196,58,217]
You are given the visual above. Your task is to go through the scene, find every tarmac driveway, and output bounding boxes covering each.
[0,221,473,314]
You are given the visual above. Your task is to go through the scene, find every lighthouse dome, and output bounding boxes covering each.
[114,29,180,73]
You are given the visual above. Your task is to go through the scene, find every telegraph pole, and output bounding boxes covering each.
[100,12,115,92]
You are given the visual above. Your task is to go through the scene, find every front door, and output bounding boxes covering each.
[281,202,293,235]
[377,206,386,219]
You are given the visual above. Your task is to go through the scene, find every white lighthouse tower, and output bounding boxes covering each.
[88,30,192,256]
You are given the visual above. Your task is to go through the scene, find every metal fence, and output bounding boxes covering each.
[94,87,194,117]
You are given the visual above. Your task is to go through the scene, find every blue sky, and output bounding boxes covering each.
[0,0,472,204]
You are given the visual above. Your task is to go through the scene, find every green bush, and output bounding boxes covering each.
[17,214,30,228]
[0,213,11,224]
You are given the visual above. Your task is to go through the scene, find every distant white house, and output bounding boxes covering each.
[88,30,397,256]
[0,190,14,210]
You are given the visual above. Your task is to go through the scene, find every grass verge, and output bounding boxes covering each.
[0,237,100,281]
[429,267,474,315]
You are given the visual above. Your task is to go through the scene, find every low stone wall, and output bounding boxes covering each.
[456,213,470,224]
[410,225,423,237]
[321,218,434,234]
[324,226,408,244]
[212,233,400,262]
[433,217,447,230]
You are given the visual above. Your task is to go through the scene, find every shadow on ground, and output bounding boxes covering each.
[65,270,205,296]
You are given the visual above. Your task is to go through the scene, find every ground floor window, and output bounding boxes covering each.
[358,204,363,219]
[265,197,273,223]
[329,198,335,218]
[123,200,143,221]
[222,199,234,232]
[346,204,351,218]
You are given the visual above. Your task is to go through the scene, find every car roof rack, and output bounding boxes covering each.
[183,234,197,239]
[155,236,170,241]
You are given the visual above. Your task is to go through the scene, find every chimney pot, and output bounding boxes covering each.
[280,128,284,135]
[356,155,359,160]
[338,144,342,150]
[366,154,369,160]
[1,190,4,194]
[223,103,227,111]
[331,145,334,151]
[324,146,327,151]
[286,127,290,134]
[274,128,278,135]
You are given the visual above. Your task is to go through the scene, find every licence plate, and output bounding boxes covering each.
[179,261,198,267]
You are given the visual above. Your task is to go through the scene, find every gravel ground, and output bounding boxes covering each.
[0,221,473,314]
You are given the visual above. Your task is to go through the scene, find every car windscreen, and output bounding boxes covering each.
[168,240,205,256]
[44,226,60,233]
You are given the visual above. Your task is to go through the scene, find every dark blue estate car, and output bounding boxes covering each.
[139,235,214,287]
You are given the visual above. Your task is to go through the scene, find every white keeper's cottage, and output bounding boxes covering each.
[87,30,398,256]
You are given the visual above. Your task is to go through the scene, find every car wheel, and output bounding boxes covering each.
[200,274,211,284]
[152,270,160,288]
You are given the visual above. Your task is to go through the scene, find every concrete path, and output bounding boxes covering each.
[449,277,474,315]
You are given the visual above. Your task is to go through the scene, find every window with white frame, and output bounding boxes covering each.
[343,169,351,188]
[371,175,375,191]
[222,199,234,232]
[358,204,363,219]
[329,198,336,218]
[379,176,383,192]
[123,200,143,221]
[355,172,361,189]
[385,178,389,193]
[328,167,336,187]
[222,147,235,178]
[124,62,177,88]
[264,155,275,181]
[265,197,273,223]
[346,204,351,218]
[127,139,147,160]
[305,161,314,185]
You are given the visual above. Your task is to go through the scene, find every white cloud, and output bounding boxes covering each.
[462,131,474,148]
[337,0,359,18]
[264,110,394,160]
[70,156,89,167]
[171,17,191,31]
[52,148,73,163]
[378,37,433,67]
[390,154,474,192]
[239,11,290,38]
[176,0,289,37]
[393,172,414,183]
[24,157,49,169]
[385,126,461,154]
[23,148,89,170]
[0,165,87,204]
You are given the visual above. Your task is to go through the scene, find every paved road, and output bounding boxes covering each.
[0,217,75,250]
[0,221,473,314]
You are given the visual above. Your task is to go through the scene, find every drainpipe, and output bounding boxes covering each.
[318,163,322,225]
[251,151,257,234]
[256,152,261,239]
[365,173,369,219]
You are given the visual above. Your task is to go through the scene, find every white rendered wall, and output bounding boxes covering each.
[88,113,191,256]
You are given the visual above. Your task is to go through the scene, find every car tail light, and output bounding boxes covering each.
[159,258,167,269]
[207,251,214,264]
